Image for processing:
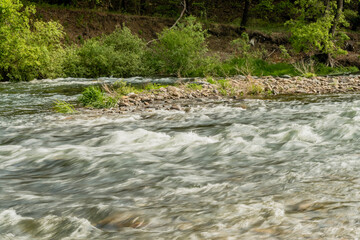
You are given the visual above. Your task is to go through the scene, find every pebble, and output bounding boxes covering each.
[170,104,182,111]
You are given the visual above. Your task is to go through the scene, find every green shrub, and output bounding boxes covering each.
[0,0,64,81]
[63,26,150,78]
[103,27,151,77]
[79,86,116,108]
[150,16,210,77]
[231,33,251,57]
[63,39,113,78]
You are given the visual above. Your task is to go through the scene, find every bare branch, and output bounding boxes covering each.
[147,0,187,45]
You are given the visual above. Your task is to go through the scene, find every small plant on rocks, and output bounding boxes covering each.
[186,83,203,91]
[53,100,77,114]
[248,84,264,95]
[79,86,116,108]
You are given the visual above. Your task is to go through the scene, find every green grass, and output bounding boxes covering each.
[78,82,174,109]
[247,83,264,95]
[114,82,168,94]
[315,64,359,76]
[79,85,117,108]
[206,77,216,84]
[113,81,141,96]
[213,58,298,77]
[53,100,77,113]
[142,83,169,91]
[186,83,203,90]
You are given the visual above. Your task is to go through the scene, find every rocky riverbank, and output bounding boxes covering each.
[79,74,360,114]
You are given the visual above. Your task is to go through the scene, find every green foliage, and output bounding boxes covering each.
[216,57,298,77]
[53,100,77,113]
[150,16,210,77]
[249,0,296,22]
[343,9,359,29]
[63,26,150,78]
[142,83,168,91]
[248,84,264,95]
[186,83,203,91]
[79,85,116,108]
[292,59,316,77]
[113,81,140,96]
[153,0,179,17]
[252,0,274,20]
[279,45,291,60]
[231,33,251,57]
[292,59,358,77]
[206,77,216,84]
[0,0,64,81]
[213,79,236,96]
[315,64,359,75]
[287,15,346,56]
[286,0,352,59]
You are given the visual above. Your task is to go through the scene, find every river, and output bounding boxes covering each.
[1,77,360,239]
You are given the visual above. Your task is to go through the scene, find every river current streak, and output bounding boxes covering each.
[1,78,360,239]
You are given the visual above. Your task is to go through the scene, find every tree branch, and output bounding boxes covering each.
[147,0,187,45]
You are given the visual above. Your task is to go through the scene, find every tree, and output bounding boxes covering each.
[240,0,251,29]
[0,0,64,81]
[287,0,354,66]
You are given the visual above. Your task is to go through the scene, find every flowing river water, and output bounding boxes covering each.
[1,77,360,239]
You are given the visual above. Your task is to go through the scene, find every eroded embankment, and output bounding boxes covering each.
[79,75,360,115]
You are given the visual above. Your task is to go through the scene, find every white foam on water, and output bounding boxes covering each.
[0,209,33,226]
[170,132,218,146]
[62,216,99,240]
[107,128,171,146]
[295,125,322,143]
[172,182,230,196]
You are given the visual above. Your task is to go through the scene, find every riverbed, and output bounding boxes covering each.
[1,77,360,239]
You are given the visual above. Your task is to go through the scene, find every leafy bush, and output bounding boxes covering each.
[231,33,251,57]
[150,16,211,77]
[286,0,350,60]
[0,0,64,81]
[79,86,116,108]
[63,26,150,78]
[287,16,348,57]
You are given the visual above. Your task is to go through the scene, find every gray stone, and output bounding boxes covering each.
[170,104,182,111]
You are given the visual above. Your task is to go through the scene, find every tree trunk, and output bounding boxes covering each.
[240,0,250,29]
[140,0,146,15]
[330,0,343,36]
